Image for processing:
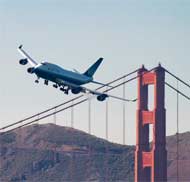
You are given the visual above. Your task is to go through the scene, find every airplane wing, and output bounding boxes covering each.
[56,78,136,102]
[17,45,38,67]
[83,86,137,102]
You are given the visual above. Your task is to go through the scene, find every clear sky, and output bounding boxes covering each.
[0,0,189,144]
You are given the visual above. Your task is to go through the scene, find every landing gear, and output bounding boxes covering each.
[35,77,39,83]
[35,80,39,83]
[64,89,69,95]
[44,80,48,85]
[53,84,58,88]
[60,86,69,95]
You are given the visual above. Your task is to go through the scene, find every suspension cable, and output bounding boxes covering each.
[165,68,190,89]
[176,80,179,182]
[123,76,126,145]
[88,98,91,134]
[0,96,80,130]
[2,66,189,133]
[1,73,139,134]
[71,100,74,128]
[104,66,157,93]
[165,82,190,101]
[0,68,139,131]
[1,99,88,134]
[1,66,161,133]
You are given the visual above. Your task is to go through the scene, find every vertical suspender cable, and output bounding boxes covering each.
[106,94,109,140]
[53,107,57,165]
[54,107,57,125]
[18,122,23,179]
[122,77,126,180]
[123,77,126,145]
[176,80,179,182]
[105,88,109,181]
[87,98,92,180]
[71,100,74,128]
[88,99,91,134]
[71,100,75,181]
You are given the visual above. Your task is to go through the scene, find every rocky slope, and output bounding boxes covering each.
[0,123,189,181]
[0,124,134,181]
[166,131,190,181]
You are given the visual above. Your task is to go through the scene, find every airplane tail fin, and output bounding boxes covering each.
[83,58,103,77]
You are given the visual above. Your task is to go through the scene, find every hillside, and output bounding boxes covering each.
[166,131,190,181]
[0,124,134,181]
[0,123,190,181]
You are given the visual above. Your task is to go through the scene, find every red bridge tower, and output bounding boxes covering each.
[135,65,167,182]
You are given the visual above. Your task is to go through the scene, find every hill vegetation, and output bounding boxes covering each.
[0,124,189,181]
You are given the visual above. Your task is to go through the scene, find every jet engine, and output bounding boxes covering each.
[71,87,82,94]
[19,58,28,65]
[27,67,35,74]
[97,94,108,101]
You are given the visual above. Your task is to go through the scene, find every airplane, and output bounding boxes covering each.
[18,45,136,102]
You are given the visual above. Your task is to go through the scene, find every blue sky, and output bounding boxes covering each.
[0,0,189,144]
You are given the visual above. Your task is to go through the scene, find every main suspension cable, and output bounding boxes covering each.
[1,67,145,133]
[165,82,190,101]
[165,68,190,89]
[0,66,161,133]
[0,68,139,131]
